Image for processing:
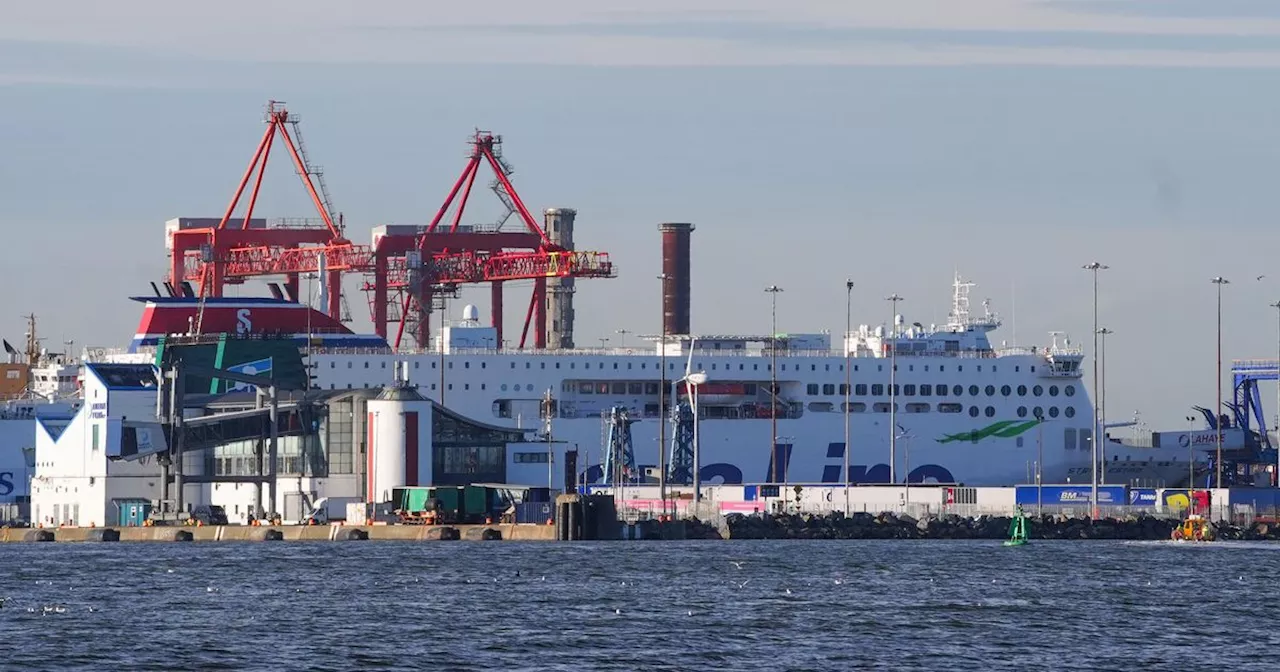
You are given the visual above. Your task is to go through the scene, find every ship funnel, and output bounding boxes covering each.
[659,222,695,335]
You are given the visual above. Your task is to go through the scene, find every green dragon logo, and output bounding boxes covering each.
[937,419,1041,444]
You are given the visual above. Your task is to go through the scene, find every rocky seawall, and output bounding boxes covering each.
[721,512,1280,541]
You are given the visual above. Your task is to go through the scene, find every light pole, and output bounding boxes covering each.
[844,279,854,516]
[657,274,669,516]
[1097,327,1114,483]
[1036,419,1044,516]
[885,293,904,484]
[598,337,610,349]
[1272,301,1280,487]
[1186,414,1197,513]
[1082,261,1108,519]
[897,424,914,505]
[616,329,631,348]
[765,285,784,483]
[1212,276,1229,489]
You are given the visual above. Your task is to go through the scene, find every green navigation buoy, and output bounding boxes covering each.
[1003,506,1029,547]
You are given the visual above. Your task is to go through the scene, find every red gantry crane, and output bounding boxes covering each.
[369,131,615,351]
[170,100,353,326]
[176,104,614,350]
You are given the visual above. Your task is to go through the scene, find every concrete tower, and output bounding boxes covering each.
[545,208,577,349]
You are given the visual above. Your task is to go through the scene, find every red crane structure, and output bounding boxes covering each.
[169,101,350,322]
[366,131,614,351]
[174,104,615,350]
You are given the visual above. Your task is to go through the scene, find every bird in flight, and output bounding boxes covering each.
[1258,275,1266,281]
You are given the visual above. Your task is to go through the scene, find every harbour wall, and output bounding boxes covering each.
[0,523,557,543]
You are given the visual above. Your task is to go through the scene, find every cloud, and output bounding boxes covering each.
[4,0,1280,69]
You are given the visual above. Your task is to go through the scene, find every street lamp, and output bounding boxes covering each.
[657,274,669,516]
[1082,261,1108,519]
[1272,300,1280,487]
[598,337,610,349]
[844,279,854,516]
[885,293,904,483]
[1186,414,1198,513]
[897,423,914,505]
[1097,327,1114,483]
[1212,276,1229,489]
[616,329,631,348]
[765,285,784,483]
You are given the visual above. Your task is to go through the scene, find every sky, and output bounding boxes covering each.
[4,0,1280,429]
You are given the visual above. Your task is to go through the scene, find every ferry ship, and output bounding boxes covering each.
[123,275,1198,488]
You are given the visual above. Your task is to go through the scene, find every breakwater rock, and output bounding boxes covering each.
[723,512,1280,541]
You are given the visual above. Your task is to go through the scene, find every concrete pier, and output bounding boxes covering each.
[0,523,557,543]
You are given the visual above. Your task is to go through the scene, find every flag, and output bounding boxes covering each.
[2,340,16,356]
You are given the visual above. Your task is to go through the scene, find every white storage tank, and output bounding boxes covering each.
[366,366,434,504]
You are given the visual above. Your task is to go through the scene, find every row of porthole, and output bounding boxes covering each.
[500,384,537,392]
[965,406,1076,419]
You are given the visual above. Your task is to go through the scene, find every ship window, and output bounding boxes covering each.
[808,402,834,412]
[843,402,867,413]
[754,365,758,371]
[985,385,995,396]
[968,406,979,417]
[1015,366,1020,372]
[855,384,868,396]
[935,385,947,397]
[1065,385,1076,397]
[364,362,369,369]
[614,363,618,370]
[977,366,982,372]
[919,384,931,396]
[464,362,470,369]
[1049,385,1059,397]
[903,384,916,396]
[382,362,387,369]
[330,362,335,369]
[1001,385,1011,396]
[1017,406,1027,418]
[1065,428,1078,450]
[501,384,508,391]
[364,383,370,388]
[540,363,545,369]
[958,366,963,372]
[1065,407,1076,418]
[1033,385,1043,396]
[482,363,486,369]
[1017,385,1027,396]
[464,384,470,390]
[447,384,453,390]
[1031,366,1036,373]
[628,363,633,370]
[556,363,561,369]
[597,383,609,394]
[906,403,929,413]
[448,362,454,369]
[984,406,995,417]
[1033,406,1044,419]
[612,383,626,395]
[890,384,899,396]
[580,383,593,394]
[347,362,352,369]
[526,363,531,369]
[871,384,884,396]
[873,402,895,413]
[811,365,817,372]
[938,403,962,413]
[909,365,914,372]
[823,384,836,395]
[968,385,979,396]
[939,366,944,372]
[526,384,534,391]
[329,383,335,390]
[645,383,659,395]
[414,362,420,369]
[347,383,353,389]
[826,364,830,371]
[1049,407,1060,418]
[838,384,849,395]
[511,362,515,369]
[628,383,643,395]
[809,384,822,397]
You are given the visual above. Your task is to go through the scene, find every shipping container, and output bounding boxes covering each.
[1014,485,1127,506]
[516,501,556,524]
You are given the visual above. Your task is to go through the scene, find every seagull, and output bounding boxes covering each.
[540,576,546,582]
[785,588,793,595]
[729,561,744,569]
[687,610,693,616]
[834,578,845,585]
[1258,275,1267,281]
[614,608,621,615]
[734,579,750,589]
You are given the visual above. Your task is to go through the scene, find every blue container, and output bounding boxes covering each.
[115,500,152,527]
[526,487,551,503]
[1015,485,1127,506]
[515,501,555,524]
